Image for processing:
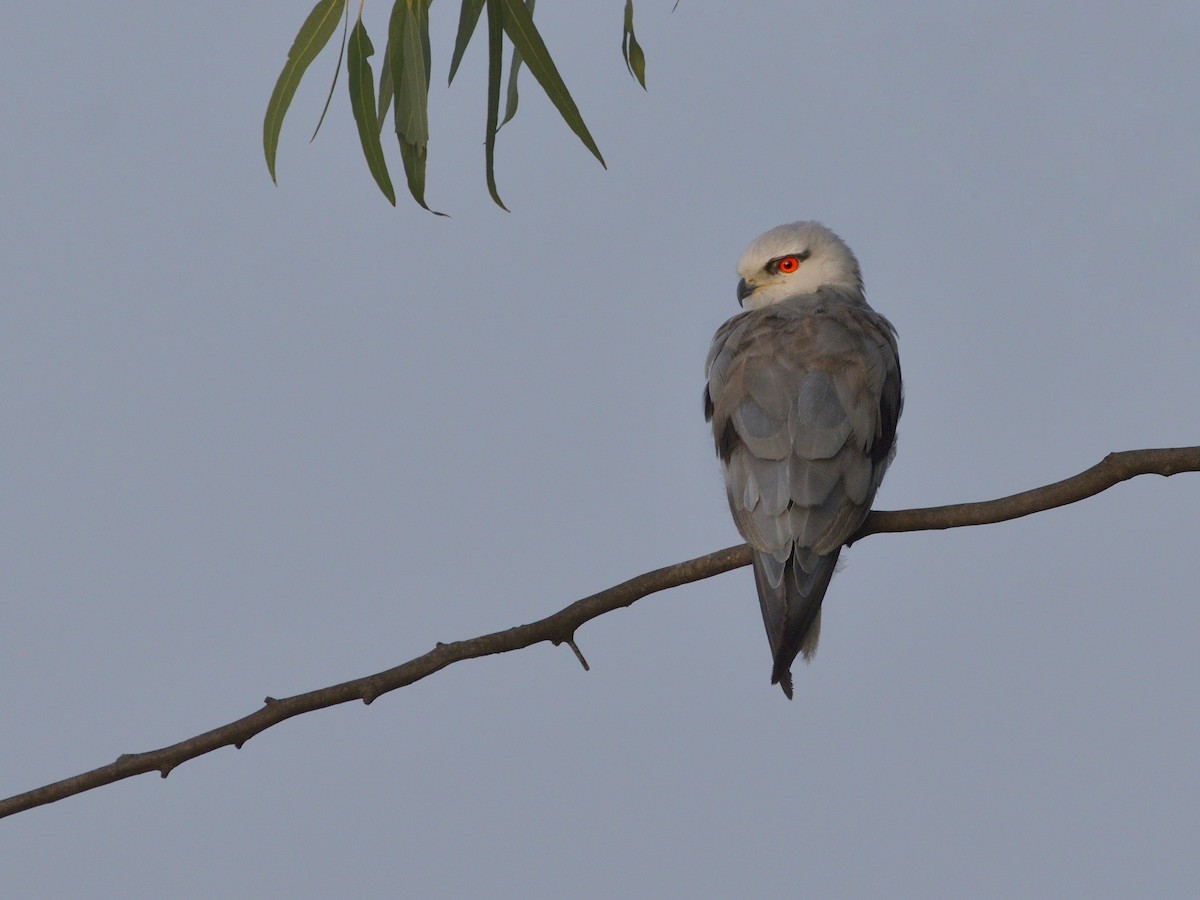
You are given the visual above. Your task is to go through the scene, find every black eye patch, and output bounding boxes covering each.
[766,250,811,274]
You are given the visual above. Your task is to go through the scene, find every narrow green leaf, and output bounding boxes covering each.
[380,8,430,130]
[627,36,646,90]
[387,7,409,149]
[398,138,424,205]
[500,49,521,129]
[398,138,448,216]
[499,0,535,129]
[397,3,430,145]
[263,0,347,183]
[419,4,432,85]
[348,17,396,205]
[498,0,605,168]
[388,0,443,213]
[621,0,647,90]
[484,0,507,210]
[309,1,351,141]
[376,39,394,133]
[449,0,486,84]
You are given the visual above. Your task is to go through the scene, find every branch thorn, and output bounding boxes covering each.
[565,636,590,671]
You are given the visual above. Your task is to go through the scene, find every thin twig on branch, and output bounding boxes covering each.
[2,446,1196,820]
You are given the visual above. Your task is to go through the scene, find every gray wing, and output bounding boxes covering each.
[706,301,902,697]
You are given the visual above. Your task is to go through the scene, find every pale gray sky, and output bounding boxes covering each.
[3,2,1198,897]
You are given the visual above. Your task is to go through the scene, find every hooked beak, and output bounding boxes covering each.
[736,278,755,306]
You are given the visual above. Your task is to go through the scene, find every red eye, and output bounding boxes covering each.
[776,256,800,273]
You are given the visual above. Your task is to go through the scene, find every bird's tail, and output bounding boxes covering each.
[751,548,841,699]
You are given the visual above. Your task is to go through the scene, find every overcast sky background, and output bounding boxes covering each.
[3,2,1198,896]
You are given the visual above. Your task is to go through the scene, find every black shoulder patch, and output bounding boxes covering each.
[871,359,903,467]
[716,419,738,462]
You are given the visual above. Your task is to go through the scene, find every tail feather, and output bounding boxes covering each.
[752,548,840,699]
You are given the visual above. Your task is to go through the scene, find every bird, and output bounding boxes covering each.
[704,222,902,698]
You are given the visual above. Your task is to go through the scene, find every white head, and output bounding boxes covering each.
[735,221,863,309]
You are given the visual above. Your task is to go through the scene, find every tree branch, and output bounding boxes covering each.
[851,447,1200,541]
[3,446,1196,820]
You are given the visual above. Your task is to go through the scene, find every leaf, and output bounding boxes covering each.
[309,1,350,141]
[448,0,486,85]
[499,0,535,129]
[376,39,393,133]
[389,1,444,213]
[263,0,347,183]
[484,0,507,210]
[347,17,396,205]
[387,3,406,115]
[419,3,432,84]
[398,139,447,217]
[397,2,430,145]
[398,139,423,206]
[621,0,647,90]
[498,0,604,168]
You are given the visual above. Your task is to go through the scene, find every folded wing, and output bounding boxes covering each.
[706,296,901,696]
